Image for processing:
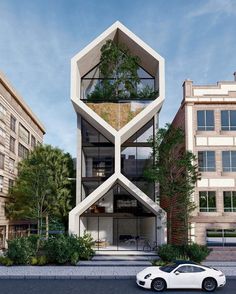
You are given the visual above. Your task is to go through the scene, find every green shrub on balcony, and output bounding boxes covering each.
[86,40,158,102]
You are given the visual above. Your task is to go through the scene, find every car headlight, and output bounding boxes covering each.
[144,273,152,279]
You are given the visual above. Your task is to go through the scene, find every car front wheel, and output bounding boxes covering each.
[202,278,217,292]
[151,278,166,292]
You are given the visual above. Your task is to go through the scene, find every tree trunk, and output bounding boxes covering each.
[45,213,49,239]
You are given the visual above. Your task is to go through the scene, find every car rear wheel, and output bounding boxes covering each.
[151,278,166,292]
[202,278,217,292]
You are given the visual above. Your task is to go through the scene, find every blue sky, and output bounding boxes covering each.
[0,0,236,156]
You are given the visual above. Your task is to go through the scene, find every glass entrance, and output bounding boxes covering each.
[80,184,157,251]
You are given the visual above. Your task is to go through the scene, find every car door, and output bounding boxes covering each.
[169,265,199,289]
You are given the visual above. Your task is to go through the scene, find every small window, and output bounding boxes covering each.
[221,110,236,131]
[0,127,6,138]
[0,175,3,192]
[198,151,215,172]
[9,158,15,174]
[31,135,36,148]
[222,151,236,172]
[197,110,214,131]
[10,115,16,132]
[18,143,29,159]
[199,191,216,212]
[9,136,15,153]
[8,179,14,192]
[0,153,4,170]
[0,103,6,115]
[224,191,236,212]
[19,124,30,144]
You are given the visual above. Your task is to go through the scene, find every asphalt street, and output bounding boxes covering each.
[0,278,234,294]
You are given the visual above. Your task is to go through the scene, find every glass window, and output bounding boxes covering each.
[197,110,214,131]
[222,151,236,172]
[0,153,4,170]
[0,175,3,192]
[10,115,16,132]
[8,179,14,192]
[9,136,15,153]
[192,266,205,273]
[0,127,5,138]
[198,151,215,172]
[18,143,29,159]
[224,191,236,212]
[221,110,236,131]
[9,158,15,173]
[31,135,36,148]
[0,103,6,115]
[19,124,30,144]
[199,191,216,212]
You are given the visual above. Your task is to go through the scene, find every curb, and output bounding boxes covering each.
[0,275,135,280]
[0,275,235,280]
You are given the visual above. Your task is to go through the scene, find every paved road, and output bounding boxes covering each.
[0,278,235,294]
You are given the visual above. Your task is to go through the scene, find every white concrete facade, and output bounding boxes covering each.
[69,21,166,249]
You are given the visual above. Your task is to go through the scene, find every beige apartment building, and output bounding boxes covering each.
[172,73,236,246]
[0,71,45,248]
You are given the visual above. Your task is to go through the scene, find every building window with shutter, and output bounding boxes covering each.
[19,124,30,144]
[18,143,29,159]
[0,153,4,170]
[10,115,16,132]
[9,136,15,153]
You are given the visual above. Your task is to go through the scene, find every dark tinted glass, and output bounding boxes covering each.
[230,111,236,130]
[221,111,229,130]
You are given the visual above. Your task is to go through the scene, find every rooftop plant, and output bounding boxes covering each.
[87,40,158,101]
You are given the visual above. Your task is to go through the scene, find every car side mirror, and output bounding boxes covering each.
[175,271,180,275]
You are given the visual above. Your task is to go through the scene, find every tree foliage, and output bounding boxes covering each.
[6,145,75,236]
[144,124,200,245]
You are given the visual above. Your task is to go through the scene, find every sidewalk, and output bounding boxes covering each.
[0,262,236,279]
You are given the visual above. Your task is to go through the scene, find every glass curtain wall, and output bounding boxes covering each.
[81,184,156,251]
[121,119,155,200]
[81,119,114,199]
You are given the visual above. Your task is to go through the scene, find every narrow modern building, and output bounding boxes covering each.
[172,73,236,246]
[0,71,45,248]
[69,21,166,251]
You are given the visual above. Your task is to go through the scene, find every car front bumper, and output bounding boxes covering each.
[136,276,152,289]
[217,276,226,288]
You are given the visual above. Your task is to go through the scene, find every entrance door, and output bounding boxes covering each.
[0,226,6,249]
[114,218,140,250]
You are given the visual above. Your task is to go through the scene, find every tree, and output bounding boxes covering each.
[6,145,75,237]
[144,124,200,245]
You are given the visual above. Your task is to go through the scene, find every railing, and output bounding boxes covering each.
[81,78,157,101]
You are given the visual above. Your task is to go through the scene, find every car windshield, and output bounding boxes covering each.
[159,263,178,273]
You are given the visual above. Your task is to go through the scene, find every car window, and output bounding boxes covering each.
[160,263,178,273]
[192,266,205,273]
[177,265,205,273]
[177,266,189,273]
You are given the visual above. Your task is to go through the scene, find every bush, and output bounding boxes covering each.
[30,256,38,265]
[158,244,181,262]
[7,237,38,265]
[37,256,47,266]
[0,256,13,266]
[184,243,211,263]
[43,234,94,264]
[5,233,94,265]
[158,243,211,263]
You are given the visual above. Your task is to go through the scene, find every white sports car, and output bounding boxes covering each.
[136,260,226,292]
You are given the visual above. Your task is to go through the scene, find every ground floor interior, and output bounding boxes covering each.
[80,215,157,251]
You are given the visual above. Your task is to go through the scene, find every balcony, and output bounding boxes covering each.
[81,74,157,130]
